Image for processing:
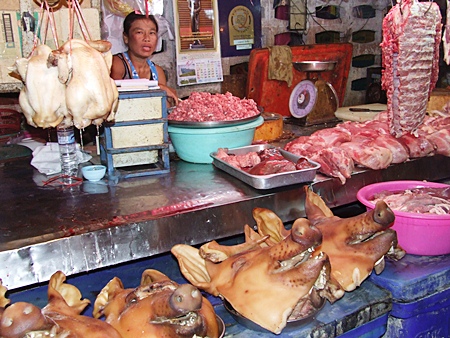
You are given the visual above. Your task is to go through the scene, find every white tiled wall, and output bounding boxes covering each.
[2,0,391,106]
[258,0,391,106]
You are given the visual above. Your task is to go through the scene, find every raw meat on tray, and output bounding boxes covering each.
[216,148,315,175]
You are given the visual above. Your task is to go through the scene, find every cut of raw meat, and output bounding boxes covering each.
[168,92,259,122]
[397,133,436,158]
[284,112,450,183]
[426,129,450,156]
[216,147,315,175]
[381,0,442,137]
[340,142,393,170]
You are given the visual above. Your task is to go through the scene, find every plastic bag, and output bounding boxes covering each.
[101,0,174,54]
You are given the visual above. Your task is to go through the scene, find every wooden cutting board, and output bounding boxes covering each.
[335,103,387,122]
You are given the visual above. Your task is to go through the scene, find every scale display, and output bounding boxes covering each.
[289,80,318,118]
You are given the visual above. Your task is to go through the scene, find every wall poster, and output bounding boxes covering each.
[228,6,254,51]
[218,0,261,58]
[173,0,223,86]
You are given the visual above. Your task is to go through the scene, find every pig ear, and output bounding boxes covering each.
[304,186,333,220]
[199,240,230,263]
[93,277,124,319]
[200,232,270,263]
[171,244,212,290]
[48,271,90,315]
[0,280,10,309]
[140,269,171,285]
[244,223,261,243]
[253,208,289,244]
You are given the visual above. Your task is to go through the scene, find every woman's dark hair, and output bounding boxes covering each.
[123,12,159,35]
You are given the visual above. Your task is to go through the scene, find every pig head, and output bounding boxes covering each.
[0,271,122,338]
[304,186,405,291]
[93,269,219,338]
[172,216,342,334]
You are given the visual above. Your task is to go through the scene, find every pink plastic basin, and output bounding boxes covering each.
[357,180,450,256]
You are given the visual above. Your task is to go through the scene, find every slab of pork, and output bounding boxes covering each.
[381,0,442,137]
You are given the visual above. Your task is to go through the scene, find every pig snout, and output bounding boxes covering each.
[169,284,202,314]
[373,201,395,227]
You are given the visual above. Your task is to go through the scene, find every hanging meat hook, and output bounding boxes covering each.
[424,1,435,16]
[27,1,60,57]
[33,0,62,9]
[393,0,403,16]
[33,0,84,8]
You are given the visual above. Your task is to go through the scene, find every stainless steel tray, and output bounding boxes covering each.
[223,298,325,333]
[292,61,337,72]
[210,144,320,190]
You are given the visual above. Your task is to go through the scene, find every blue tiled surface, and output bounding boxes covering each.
[369,254,450,302]
[215,281,390,337]
[369,254,450,337]
[8,252,391,337]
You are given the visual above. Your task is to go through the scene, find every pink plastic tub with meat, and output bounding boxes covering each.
[357,180,450,256]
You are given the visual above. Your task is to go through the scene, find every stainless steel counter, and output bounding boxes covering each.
[1,152,450,291]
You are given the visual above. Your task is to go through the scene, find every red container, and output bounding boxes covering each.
[357,180,450,256]
[246,43,353,117]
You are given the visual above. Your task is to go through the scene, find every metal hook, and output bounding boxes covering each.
[395,0,403,16]
[33,0,84,9]
[33,0,61,8]
[424,1,435,16]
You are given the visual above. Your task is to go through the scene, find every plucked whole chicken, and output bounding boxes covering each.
[49,39,119,129]
[14,44,69,128]
[12,39,118,129]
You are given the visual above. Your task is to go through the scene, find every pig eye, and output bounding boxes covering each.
[125,292,138,305]
[175,295,183,303]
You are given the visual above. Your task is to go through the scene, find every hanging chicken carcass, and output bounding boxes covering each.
[381,0,442,138]
[13,44,70,129]
[48,39,119,129]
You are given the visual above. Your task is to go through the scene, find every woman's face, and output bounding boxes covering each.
[124,18,158,59]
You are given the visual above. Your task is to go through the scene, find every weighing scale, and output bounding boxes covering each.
[246,43,353,122]
[289,61,339,125]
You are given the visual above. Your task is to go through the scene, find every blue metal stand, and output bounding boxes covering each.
[100,90,170,180]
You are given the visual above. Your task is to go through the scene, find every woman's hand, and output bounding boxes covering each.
[159,83,179,107]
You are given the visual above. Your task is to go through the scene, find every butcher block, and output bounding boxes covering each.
[335,103,387,122]
[427,88,450,112]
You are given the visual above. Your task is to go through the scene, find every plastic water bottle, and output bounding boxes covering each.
[57,125,78,178]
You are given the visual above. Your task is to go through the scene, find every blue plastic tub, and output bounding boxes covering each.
[168,116,264,163]
[339,313,389,338]
[370,254,450,338]
[384,287,450,337]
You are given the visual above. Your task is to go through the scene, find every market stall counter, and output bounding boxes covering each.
[7,249,392,338]
[1,153,450,292]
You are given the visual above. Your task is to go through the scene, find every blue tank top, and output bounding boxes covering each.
[117,52,159,81]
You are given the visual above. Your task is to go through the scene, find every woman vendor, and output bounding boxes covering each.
[110,12,178,104]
